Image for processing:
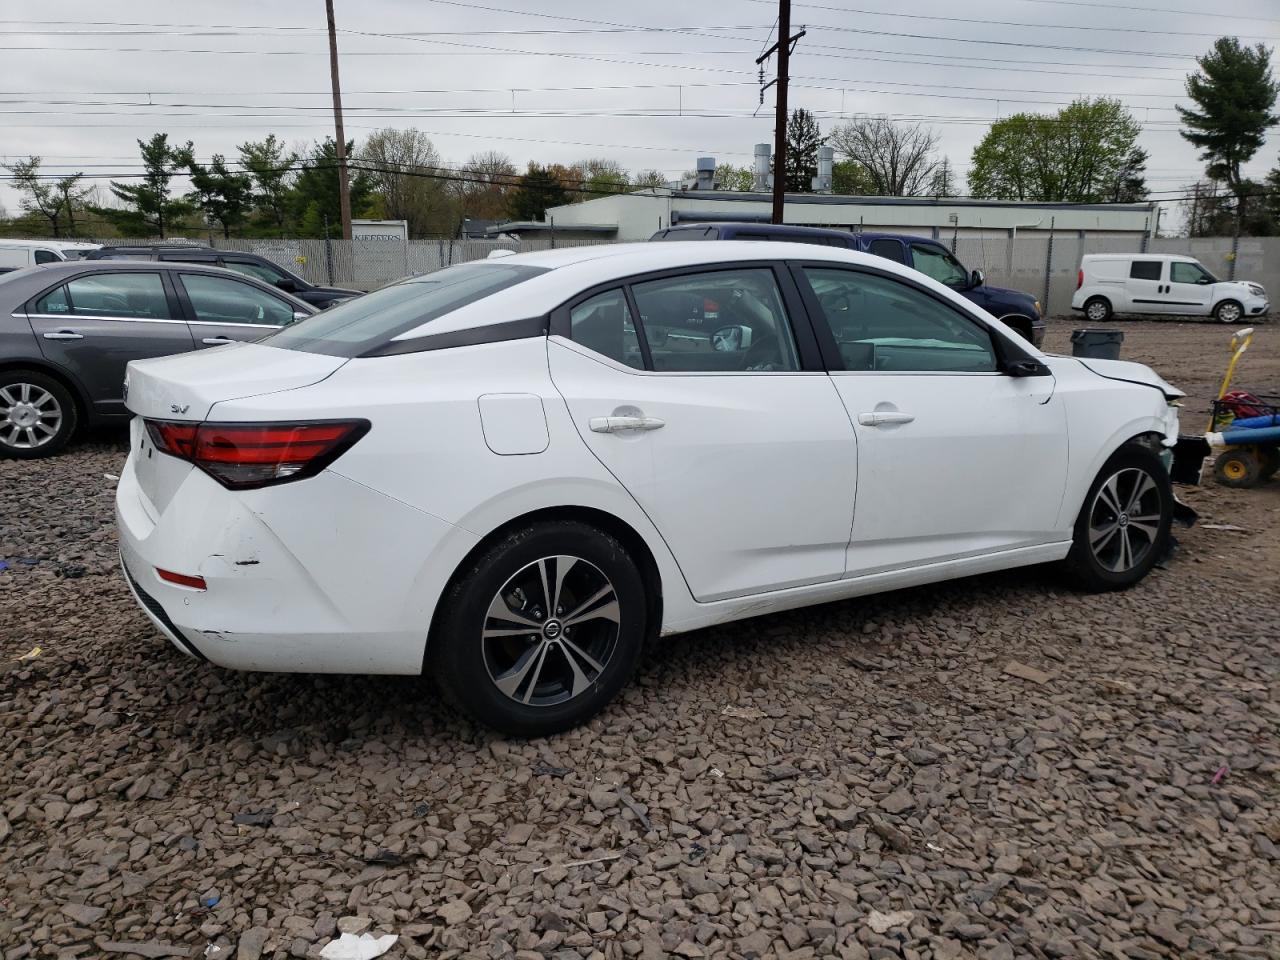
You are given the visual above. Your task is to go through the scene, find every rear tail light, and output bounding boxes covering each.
[1076,269,1084,290]
[145,419,369,489]
[156,567,207,590]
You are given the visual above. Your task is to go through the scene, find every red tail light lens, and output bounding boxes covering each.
[1077,269,1084,290]
[156,567,207,590]
[145,419,369,489]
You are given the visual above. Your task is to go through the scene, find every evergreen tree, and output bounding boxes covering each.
[1178,37,1279,218]
[3,157,66,237]
[508,164,570,221]
[95,133,194,238]
[186,155,254,238]
[292,138,374,238]
[784,108,823,192]
[238,134,298,234]
[1109,148,1149,203]
[928,158,957,198]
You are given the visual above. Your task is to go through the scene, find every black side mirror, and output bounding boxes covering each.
[275,278,298,293]
[1006,358,1048,377]
[969,269,985,288]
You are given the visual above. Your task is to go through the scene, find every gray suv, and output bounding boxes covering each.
[0,261,314,458]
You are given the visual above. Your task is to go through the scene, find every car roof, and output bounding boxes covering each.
[667,222,855,238]
[0,259,314,308]
[1083,253,1195,262]
[0,239,100,251]
[857,232,942,244]
[399,240,995,339]
[96,243,218,253]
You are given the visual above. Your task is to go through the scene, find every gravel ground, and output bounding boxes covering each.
[1,317,1277,960]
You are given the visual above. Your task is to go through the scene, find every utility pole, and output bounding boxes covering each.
[756,0,804,224]
[325,0,353,241]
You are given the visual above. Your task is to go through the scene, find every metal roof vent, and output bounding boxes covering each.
[695,157,716,191]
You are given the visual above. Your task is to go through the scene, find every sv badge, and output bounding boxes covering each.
[170,403,189,415]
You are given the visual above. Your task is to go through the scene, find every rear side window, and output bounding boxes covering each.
[266,262,547,357]
[1129,261,1162,281]
[867,239,906,263]
[570,290,643,370]
[33,250,60,264]
[55,273,170,320]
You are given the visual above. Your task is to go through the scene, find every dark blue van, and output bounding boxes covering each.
[651,222,1044,346]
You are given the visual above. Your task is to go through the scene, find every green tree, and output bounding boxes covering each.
[186,155,253,238]
[785,108,824,192]
[631,169,670,189]
[1109,148,1149,203]
[238,134,298,234]
[968,98,1143,202]
[3,157,67,236]
[292,138,374,238]
[579,158,630,196]
[831,159,877,195]
[508,163,570,221]
[56,174,92,236]
[927,157,958,198]
[1178,37,1279,230]
[714,163,753,191]
[94,133,194,238]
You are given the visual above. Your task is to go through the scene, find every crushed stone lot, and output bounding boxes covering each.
[1,317,1278,960]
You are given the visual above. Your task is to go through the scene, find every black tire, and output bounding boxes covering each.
[1259,448,1280,480]
[1083,296,1112,323]
[1213,448,1262,488]
[1214,299,1244,325]
[427,520,648,736]
[1064,442,1172,591]
[0,369,77,459]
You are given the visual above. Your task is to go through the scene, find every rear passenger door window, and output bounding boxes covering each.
[629,268,800,372]
[179,273,295,327]
[800,266,996,373]
[1129,261,1162,281]
[569,289,644,370]
[867,239,906,263]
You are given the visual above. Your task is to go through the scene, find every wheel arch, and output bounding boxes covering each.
[0,357,90,425]
[1060,424,1168,529]
[996,312,1035,342]
[422,504,665,672]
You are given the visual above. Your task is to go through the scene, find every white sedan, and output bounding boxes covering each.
[117,242,1185,734]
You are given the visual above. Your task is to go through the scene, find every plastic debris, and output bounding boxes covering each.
[1212,765,1229,785]
[1201,523,1248,532]
[232,810,274,827]
[532,852,622,874]
[709,767,725,778]
[318,932,398,960]
[104,472,120,481]
[0,560,8,572]
[201,893,220,908]
[16,647,41,662]
[412,802,430,817]
[721,704,765,720]
[362,849,412,866]
[926,842,945,852]
[866,910,914,934]
[203,944,227,958]
[532,763,571,778]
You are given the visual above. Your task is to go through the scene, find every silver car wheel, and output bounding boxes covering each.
[1088,466,1162,573]
[482,555,620,707]
[1086,300,1108,321]
[0,382,63,450]
[1217,301,1242,323]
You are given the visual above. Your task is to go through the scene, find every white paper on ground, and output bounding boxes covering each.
[318,933,398,960]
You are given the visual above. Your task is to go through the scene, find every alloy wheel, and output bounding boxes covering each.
[1217,302,1242,323]
[481,555,621,707]
[1088,467,1163,573]
[1086,301,1108,321]
[0,383,63,450]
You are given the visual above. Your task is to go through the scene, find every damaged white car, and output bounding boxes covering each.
[117,242,1191,734]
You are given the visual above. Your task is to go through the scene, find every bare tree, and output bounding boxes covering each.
[828,117,940,196]
[458,150,518,221]
[361,128,451,236]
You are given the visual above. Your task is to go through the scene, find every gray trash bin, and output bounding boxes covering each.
[1071,328,1124,361]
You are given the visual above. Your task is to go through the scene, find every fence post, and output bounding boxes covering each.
[323,216,335,286]
[1140,216,1149,254]
[1230,206,1241,281]
[1042,217,1055,314]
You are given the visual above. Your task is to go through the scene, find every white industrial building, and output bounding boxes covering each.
[489,148,1160,244]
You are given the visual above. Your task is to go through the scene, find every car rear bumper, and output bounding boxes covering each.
[115,448,472,675]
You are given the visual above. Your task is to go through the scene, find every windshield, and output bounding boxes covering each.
[264,262,548,357]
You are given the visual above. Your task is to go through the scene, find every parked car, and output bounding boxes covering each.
[86,244,360,309]
[1072,254,1269,324]
[117,241,1187,735]
[651,222,1045,345]
[0,239,101,274]
[0,261,314,457]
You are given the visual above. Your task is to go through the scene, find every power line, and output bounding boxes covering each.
[1003,0,1280,24]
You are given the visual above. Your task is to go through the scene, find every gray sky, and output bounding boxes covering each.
[2,0,1278,230]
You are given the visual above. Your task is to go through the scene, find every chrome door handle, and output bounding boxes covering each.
[589,415,665,433]
[43,331,84,341]
[201,337,236,345]
[858,411,915,426]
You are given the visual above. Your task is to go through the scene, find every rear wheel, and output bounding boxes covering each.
[0,370,77,459]
[428,521,648,736]
[1214,300,1243,324]
[1064,443,1172,591]
[1214,448,1263,488]
[1084,297,1112,323]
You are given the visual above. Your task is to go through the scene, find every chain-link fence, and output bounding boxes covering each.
[81,232,1280,312]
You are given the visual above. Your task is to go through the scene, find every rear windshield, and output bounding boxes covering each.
[265,262,548,357]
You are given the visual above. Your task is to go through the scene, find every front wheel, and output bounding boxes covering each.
[0,370,77,459]
[1064,443,1172,591]
[1214,300,1243,324]
[428,521,648,736]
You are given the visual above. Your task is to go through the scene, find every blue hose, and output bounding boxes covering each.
[1224,413,1280,430]
[1216,425,1280,446]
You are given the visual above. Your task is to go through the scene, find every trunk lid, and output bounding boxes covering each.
[124,341,346,421]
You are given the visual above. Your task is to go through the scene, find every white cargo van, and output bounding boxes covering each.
[0,240,100,274]
[1072,253,1268,324]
